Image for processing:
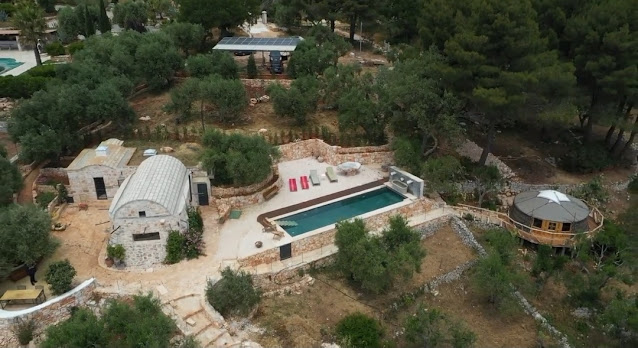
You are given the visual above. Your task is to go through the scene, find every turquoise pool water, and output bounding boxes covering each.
[0,58,24,73]
[277,187,405,236]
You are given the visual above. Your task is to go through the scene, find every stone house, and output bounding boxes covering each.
[108,155,194,267]
[66,139,136,203]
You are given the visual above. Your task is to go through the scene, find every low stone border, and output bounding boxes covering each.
[0,278,96,347]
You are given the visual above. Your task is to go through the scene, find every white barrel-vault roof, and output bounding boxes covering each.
[109,155,188,217]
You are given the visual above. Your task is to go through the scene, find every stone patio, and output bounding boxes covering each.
[213,157,387,262]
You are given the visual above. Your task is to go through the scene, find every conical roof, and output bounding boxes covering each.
[513,190,590,223]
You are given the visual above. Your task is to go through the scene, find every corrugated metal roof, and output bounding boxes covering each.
[66,139,134,170]
[513,190,590,223]
[109,155,189,216]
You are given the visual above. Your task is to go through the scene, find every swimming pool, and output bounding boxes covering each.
[0,58,24,73]
[276,187,405,236]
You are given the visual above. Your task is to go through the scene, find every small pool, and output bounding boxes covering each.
[0,58,24,74]
[276,187,405,236]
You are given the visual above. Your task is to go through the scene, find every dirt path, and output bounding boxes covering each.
[16,164,41,204]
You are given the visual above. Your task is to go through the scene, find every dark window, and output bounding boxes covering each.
[132,232,160,241]
[532,218,543,228]
[548,222,557,231]
[138,211,146,218]
[561,223,571,232]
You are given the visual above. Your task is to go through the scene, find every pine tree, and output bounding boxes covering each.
[98,0,111,34]
[84,4,95,37]
[247,53,258,78]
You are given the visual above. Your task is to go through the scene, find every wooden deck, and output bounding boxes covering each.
[456,204,604,248]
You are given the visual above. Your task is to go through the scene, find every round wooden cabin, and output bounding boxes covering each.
[508,190,598,247]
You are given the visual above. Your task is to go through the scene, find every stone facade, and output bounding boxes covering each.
[0,279,96,347]
[278,139,393,166]
[238,199,434,267]
[110,200,189,268]
[67,165,136,203]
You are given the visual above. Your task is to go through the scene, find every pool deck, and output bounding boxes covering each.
[214,158,387,261]
[0,50,51,76]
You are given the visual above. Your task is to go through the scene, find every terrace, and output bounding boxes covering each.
[213,158,429,267]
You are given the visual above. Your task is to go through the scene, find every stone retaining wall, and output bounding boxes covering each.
[241,78,292,90]
[0,279,96,347]
[238,199,433,267]
[212,168,276,198]
[278,139,393,166]
[215,175,284,217]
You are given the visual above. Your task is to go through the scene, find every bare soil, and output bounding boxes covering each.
[0,132,19,159]
[251,225,479,347]
[128,89,341,140]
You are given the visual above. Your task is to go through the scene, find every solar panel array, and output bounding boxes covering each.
[217,37,302,46]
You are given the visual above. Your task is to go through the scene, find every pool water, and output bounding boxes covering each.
[277,187,405,236]
[0,58,24,73]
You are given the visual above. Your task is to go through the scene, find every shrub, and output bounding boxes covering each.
[247,53,258,78]
[45,259,77,295]
[570,175,608,205]
[57,184,69,203]
[472,253,515,307]
[165,230,185,264]
[483,228,517,266]
[206,267,261,317]
[404,305,444,347]
[106,244,125,261]
[41,294,176,348]
[26,63,57,78]
[12,319,36,346]
[450,325,477,348]
[392,136,421,174]
[532,245,567,277]
[421,156,465,196]
[0,75,49,99]
[186,52,238,79]
[184,208,205,259]
[0,3,16,16]
[335,312,382,348]
[67,41,84,55]
[560,142,611,173]
[45,42,66,56]
[36,191,57,209]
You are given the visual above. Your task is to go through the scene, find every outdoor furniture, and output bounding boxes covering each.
[0,289,46,309]
[300,176,309,189]
[263,185,279,200]
[288,178,298,192]
[326,167,338,182]
[337,161,362,176]
[309,170,321,186]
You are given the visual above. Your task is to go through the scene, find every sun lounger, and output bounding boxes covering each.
[326,167,338,182]
[300,176,309,189]
[310,170,321,186]
[288,178,298,192]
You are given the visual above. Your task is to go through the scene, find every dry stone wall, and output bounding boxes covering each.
[278,139,393,166]
[0,279,96,347]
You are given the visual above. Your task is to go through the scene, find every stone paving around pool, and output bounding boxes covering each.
[214,157,388,262]
[0,50,51,76]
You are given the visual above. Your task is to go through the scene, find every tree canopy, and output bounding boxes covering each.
[0,156,22,207]
[176,0,259,35]
[0,204,57,275]
[12,0,46,66]
[334,216,425,294]
[200,129,280,186]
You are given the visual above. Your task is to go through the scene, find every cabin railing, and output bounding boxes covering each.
[455,203,604,247]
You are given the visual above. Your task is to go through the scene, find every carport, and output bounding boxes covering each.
[212,37,303,73]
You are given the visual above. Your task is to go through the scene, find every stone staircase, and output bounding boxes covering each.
[162,294,248,348]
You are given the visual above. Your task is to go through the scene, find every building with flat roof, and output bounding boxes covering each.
[66,139,135,202]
